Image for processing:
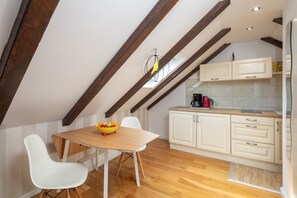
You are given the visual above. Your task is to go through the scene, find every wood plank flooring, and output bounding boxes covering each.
[33,139,280,198]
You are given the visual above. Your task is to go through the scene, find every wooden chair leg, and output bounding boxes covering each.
[66,189,71,198]
[117,152,124,167]
[137,152,145,178]
[117,152,125,177]
[74,187,82,198]
[39,189,45,198]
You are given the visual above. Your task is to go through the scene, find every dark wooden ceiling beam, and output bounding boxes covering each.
[62,0,178,126]
[105,0,230,117]
[273,17,282,25]
[0,0,59,126]
[131,28,231,113]
[147,43,231,110]
[261,37,282,49]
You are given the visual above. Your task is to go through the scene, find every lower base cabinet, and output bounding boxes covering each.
[169,111,230,154]
[169,110,282,166]
[197,113,230,154]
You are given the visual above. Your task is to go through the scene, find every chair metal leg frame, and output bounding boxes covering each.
[117,152,145,178]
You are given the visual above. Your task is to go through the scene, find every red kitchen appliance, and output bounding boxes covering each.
[202,96,210,108]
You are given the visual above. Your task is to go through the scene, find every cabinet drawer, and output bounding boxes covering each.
[232,140,274,163]
[231,115,274,126]
[232,123,274,144]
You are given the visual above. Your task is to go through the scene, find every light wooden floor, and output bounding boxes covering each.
[33,139,281,198]
[229,163,282,192]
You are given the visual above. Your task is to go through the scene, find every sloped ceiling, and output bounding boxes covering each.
[0,0,284,129]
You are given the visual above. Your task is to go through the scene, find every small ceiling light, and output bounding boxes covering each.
[246,27,254,31]
[252,6,261,12]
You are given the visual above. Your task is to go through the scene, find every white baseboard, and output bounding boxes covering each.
[18,151,121,198]
[280,187,288,198]
[17,188,41,198]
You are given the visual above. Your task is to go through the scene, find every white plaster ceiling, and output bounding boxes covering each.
[0,0,284,128]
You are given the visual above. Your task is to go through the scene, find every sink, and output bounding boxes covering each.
[240,109,262,114]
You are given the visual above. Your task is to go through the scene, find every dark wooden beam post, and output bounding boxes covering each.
[131,28,231,113]
[147,43,231,110]
[273,17,282,25]
[261,37,282,49]
[0,0,59,126]
[62,0,178,126]
[106,0,230,117]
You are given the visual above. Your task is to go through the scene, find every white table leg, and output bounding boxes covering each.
[62,140,70,162]
[103,149,108,198]
[133,151,140,187]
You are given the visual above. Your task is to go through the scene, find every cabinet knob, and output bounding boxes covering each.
[246,141,257,146]
[193,115,196,123]
[246,118,257,122]
[211,77,219,80]
[246,76,257,79]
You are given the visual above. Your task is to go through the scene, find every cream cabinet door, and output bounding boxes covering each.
[169,111,196,147]
[196,113,230,154]
[232,57,272,80]
[200,62,232,82]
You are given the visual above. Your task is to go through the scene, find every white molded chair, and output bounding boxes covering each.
[24,134,88,198]
[117,117,146,178]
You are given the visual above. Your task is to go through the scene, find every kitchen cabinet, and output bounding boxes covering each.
[196,113,230,154]
[232,57,272,80]
[231,115,275,163]
[169,111,230,154]
[200,62,232,82]
[169,111,196,147]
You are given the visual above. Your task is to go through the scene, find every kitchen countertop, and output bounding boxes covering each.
[169,106,282,118]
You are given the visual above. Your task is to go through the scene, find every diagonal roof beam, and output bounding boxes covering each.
[261,37,282,49]
[131,28,231,113]
[273,17,282,25]
[0,0,59,126]
[147,43,231,110]
[62,0,178,126]
[106,0,231,117]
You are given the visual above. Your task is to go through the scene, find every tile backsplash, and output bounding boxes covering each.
[186,75,287,111]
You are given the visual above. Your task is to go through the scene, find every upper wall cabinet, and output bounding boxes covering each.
[200,62,232,82]
[200,57,272,82]
[232,57,272,80]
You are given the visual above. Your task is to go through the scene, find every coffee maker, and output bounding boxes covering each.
[190,93,202,107]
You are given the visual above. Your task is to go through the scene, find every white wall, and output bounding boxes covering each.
[148,83,186,139]
[283,1,297,197]
[0,109,146,198]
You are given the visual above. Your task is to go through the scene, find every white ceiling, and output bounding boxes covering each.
[0,0,284,128]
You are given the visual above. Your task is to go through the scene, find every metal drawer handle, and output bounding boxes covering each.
[246,118,257,122]
[246,141,258,146]
[211,77,219,80]
[193,115,195,123]
[246,125,257,128]
[246,76,257,79]
[196,115,199,123]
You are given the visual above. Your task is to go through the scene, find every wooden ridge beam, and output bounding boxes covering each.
[62,0,178,126]
[0,0,59,126]
[261,37,282,49]
[131,28,231,113]
[105,0,230,117]
[147,43,231,110]
[273,17,282,25]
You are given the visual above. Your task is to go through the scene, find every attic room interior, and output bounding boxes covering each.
[0,0,296,197]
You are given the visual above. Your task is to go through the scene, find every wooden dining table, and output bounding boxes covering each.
[53,125,159,198]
